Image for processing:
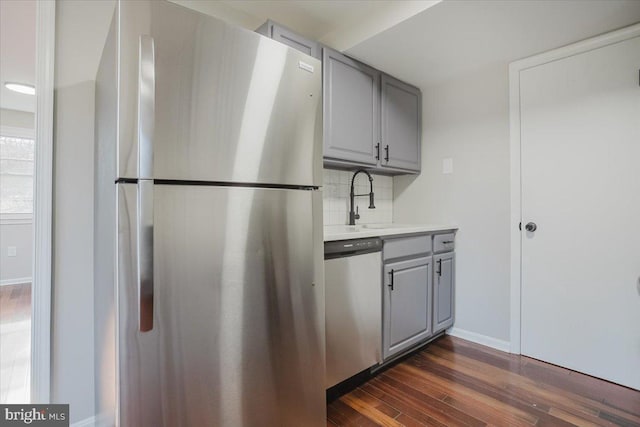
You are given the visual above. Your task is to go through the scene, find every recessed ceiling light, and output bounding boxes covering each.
[4,82,36,95]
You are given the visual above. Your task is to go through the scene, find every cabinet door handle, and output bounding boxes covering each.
[437,259,442,277]
[384,145,390,162]
[442,240,453,244]
[375,143,380,160]
[388,269,394,291]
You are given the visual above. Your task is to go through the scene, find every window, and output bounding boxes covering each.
[0,133,35,218]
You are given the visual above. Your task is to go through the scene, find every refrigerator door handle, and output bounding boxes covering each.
[138,180,154,331]
[138,35,155,178]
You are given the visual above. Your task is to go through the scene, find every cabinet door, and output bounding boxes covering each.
[256,21,320,58]
[272,25,319,58]
[323,48,380,166]
[380,74,421,172]
[433,252,455,333]
[383,257,432,360]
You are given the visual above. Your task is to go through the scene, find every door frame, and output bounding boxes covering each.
[31,0,56,403]
[508,23,640,355]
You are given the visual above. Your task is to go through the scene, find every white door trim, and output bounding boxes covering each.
[508,22,640,355]
[31,0,56,404]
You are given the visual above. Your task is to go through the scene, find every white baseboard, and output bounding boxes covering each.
[0,277,32,286]
[71,415,96,427]
[447,327,511,353]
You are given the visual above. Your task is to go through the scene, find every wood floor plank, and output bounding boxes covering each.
[327,336,640,427]
[384,366,449,401]
[547,407,607,427]
[437,336,640,418]
[504,382,638,426]
[599,409,640,427]
[435,345,640,424]
[394,413,427,427]
[360,383,450,427]
[370,376,486,426]
[398,351,563,424]
[350,388,401,419]
[395,360,539,426]
[341,393,404,427]
[328,399,380,427]
[406,352,579,427]
[423,344,621,424]
[521,357,640,417]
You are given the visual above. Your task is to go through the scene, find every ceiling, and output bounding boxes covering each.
[222,0,440,50]
[346,0,640,89]
[0,0,36,113]
[3,0,639,113]
[173,0,439,51]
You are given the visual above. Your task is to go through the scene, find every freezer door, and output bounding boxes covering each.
[117,184,325,427]
[117,0,322,186]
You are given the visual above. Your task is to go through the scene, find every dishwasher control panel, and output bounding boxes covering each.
[324,238,382,259]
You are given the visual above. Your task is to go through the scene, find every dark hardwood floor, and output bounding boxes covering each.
[327,335,640,426]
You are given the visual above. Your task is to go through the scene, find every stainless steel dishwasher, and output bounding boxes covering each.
[324,238,382,388]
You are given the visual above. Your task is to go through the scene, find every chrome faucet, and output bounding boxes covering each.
[349,169,375,225]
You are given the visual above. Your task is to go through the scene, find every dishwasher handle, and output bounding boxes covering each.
[388,269,395,291]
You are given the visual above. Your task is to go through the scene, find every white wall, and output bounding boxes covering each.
[0,222,32,285]
[346,0,640,349]
[394,64,511,343]
[50,0,114,422]
[51,79,96,423]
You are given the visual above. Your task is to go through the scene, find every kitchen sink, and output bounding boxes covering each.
[323,225,363,233]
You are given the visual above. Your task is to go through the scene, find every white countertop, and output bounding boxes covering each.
[324,223,458,242]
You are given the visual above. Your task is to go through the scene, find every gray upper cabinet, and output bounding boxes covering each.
[257,23,422,175]
[256,20,320,59]
[323,48,380,167]
[380,74,422,172]
[433,251,455,333]
[323,50,422,174]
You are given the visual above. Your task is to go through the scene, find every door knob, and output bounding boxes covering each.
[525,222,537,232]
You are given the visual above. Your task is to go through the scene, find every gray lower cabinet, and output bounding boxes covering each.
[323,48,380,167]
[381,232,455,363]
[380,75,422,172]
[433,251,455,333]
[256,20,320,58]
[383,256,432,360]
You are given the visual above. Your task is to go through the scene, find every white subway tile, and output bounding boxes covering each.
[322,168,394,226]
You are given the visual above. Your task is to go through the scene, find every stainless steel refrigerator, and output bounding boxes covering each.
[93,1,324,426]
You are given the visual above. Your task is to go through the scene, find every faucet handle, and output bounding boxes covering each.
[355,205,360,220]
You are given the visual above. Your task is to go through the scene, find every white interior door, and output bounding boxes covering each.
[520,35,640,390]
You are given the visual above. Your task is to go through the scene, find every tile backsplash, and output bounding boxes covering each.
[322,169,393,225]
